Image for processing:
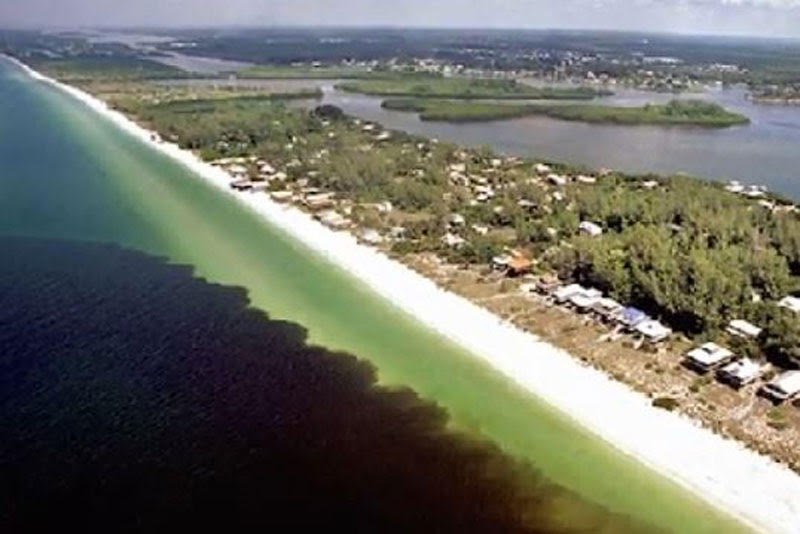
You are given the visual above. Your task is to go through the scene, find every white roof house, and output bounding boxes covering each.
[447,213,466,226]
[442,233,466,248]
[569,287,603,310]
[359,229,384,245]
[725,181,744,194]
[717,358,765,387]
[761,371,800,403]
[592,297,624,319]
[317,210,350,230]
[553,284,585,303]
[635,320,672,343]
[534,163,552,174]
[686,343,735,372]
[547,174,568,186]
[779,296,800,314]
[726,319,763,339]
[579,221,603,237]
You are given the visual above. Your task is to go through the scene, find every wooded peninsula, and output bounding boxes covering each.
[382,98,750,127]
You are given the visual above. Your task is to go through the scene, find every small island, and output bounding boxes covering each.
[338,77,605,100]
[382,98,750,127]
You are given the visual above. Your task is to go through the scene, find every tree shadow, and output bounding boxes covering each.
[0,237,653,533]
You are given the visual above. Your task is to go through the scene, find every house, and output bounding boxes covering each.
[442,233,466,248]
[760,371,800,403]
[534,163,552,174]
[270,190,293,202]
[230,179,253,191]
[576,175,597,185]
[316,210,350,230]
[724,181,744,194]
[449,163,467,174]
[742,185,767,198]
[471,224,489,235]
[554,284,585,304]
[304,192,336,210]
[685,343,735,373]
[569,287,603,311]
[389,226,407,240]
[507,255,533,276]
[447,213,466,227]
[547,174,568,186]
[494,250,533,276]
[579,221,603,237]
[375,201,394,213]
[535,275,560,295]
[635,320,672,343]
[591,297,624,322]
[492,254,512,270]
[641,180,659,190]
[779,296,800,314]
[726,319,763,339]
[618,307,649,329]
[717,358,765,388]
[359,229,384,245]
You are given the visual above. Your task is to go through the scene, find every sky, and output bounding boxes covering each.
[2,0,800,38]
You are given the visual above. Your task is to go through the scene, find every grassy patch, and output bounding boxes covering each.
[767,407,790,431]
[652,397,680,411]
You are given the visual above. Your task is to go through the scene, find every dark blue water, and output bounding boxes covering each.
[0,238,650,533]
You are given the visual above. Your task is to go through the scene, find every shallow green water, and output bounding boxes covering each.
[0,60,746,533]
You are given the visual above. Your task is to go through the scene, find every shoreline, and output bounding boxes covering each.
[7,55,800,532]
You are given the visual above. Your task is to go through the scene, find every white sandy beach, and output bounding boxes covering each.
[8,54,800,533]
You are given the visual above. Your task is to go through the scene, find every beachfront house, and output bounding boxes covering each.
[493,250,533,276]
[779,296,800,314]
[304,192,336,210]
[618,307,649,329]
[230,179,253,192]
[359,229,384,245]
[579,221,603,237]
[535,275,561,295]
[591,297,624,322]
[508,256,533,276]
[316,210,350,230]
[270,191,293,202]
[685,342,736,374]
[725,181,744,194]
[635,319,672,343]
[717,358,766,388]
[568,287,603,311]
[760,371,800,403]
[726,319,763,339]
[554,284,585,304]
